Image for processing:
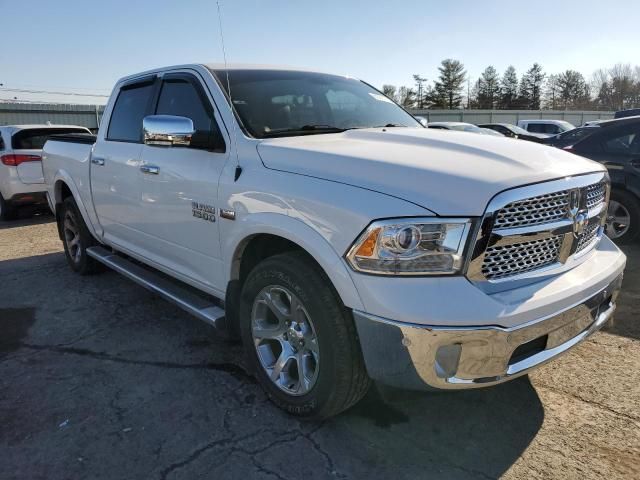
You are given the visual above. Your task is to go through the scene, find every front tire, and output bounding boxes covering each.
[59,197,103,274]
[606,190,640,244]
[239,251,371,419]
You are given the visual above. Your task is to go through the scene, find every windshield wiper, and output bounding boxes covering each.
[262,124,347,137]
[373,123,407,128]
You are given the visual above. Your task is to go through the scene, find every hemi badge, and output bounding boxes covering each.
[220,209,236,220]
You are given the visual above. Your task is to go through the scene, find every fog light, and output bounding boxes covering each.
[435,344,462,378]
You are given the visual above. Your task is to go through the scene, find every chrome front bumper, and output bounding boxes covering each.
[353,273,623,390]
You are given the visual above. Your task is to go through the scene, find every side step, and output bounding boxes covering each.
[86,246,226,329]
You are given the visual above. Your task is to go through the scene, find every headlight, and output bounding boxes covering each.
[345,218,472,275]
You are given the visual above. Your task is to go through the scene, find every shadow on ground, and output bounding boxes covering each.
[0,247,545,480]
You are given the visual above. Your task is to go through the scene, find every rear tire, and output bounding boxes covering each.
[239,251,371,419]
[606,190,640,244]
[0,194,17,221]
[59,196,103,275]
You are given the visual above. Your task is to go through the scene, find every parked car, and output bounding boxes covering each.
[563,116,640,242]
[0,124,90,220]
[478,123,547,143]
[517,119,575,136]
[427,122,499,135]
[544,125,601,149]
[614,108,640,119]
[42,64,625,419]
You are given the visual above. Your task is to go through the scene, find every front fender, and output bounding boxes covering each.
[223,212,364,311]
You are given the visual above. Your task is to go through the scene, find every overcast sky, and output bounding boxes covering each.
[1,0,637,104]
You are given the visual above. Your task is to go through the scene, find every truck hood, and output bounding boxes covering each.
[256,128,605,216]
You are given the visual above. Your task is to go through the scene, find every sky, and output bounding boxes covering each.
[1,0,638,104]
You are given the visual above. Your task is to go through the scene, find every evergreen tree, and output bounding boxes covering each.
[499,66,519,109]
[433,59,466,109]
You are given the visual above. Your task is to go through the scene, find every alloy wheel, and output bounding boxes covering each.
[63,210,82,264]
[251,285,320,396]
[606,200,631,239]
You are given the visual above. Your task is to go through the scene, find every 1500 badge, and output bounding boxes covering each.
[192,202,216,222]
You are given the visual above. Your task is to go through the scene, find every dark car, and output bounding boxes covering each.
[614,108,640,119]
[565,116,640,243]
[544,125,601,149]
[477,123,547,143]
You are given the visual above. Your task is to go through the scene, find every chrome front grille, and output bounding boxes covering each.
[482,236,563,280]
[494,190,569,230]
[586,182,606,210]
[468,173,609,284]
[576,224,600,253]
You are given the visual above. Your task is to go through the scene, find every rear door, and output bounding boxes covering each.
[11,127,89,184]
[91,76,157,250]
[137,72,229,290]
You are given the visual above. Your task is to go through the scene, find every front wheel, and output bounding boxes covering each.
[606,190,640,244]
[239,251,371,419]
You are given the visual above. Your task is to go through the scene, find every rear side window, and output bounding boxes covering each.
[107,81,155,142]
[11,128,89,149]
[0,133,4,150]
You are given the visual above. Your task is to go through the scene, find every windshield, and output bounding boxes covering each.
[557,126,598,140]
[11,127,89,149]
[510,125,529,135]
[212,69,420,138]
[449,124,483,133]
[557,121,575,132]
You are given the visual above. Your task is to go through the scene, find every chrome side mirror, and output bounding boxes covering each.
[143,115,195,147]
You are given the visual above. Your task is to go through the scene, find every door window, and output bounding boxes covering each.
[155,78,224,151]
[107,81,155,142]
[602,129,640,155]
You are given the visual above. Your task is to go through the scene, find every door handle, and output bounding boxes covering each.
[91,156,105,166]
[140,165,160,175]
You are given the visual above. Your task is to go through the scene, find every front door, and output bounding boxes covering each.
[137,72,229,292]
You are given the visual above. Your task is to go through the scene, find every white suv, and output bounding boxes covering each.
[0,125,90,219]
[517,119,575,136]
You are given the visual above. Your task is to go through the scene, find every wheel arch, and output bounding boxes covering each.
[223,214,364,337]
[51,173,100,241]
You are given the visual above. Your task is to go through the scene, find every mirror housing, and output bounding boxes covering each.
[143,115,195,147]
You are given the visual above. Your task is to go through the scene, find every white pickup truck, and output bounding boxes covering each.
[42,64,626,419]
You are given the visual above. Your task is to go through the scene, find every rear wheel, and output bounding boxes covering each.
[239,251,371,419]
[59,197,103,274]
[0,193,17,221]
[606,190,640,244]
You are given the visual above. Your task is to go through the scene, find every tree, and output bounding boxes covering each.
[382,84,397,101]
[544,74,560,110]
[397,86,416,108]
[556,70,591,109]
[413,75,428,109]
[476,66,500,109]
[433,59,466,109]
[592,64,637,110]
[499,66,519,109]
[519,63,545,109]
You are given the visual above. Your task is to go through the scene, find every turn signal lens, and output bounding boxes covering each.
[354,227,381,257]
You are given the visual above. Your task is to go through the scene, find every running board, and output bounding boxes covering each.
[86,246,226,329]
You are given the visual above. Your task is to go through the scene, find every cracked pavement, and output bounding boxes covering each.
[1,211,639,479]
